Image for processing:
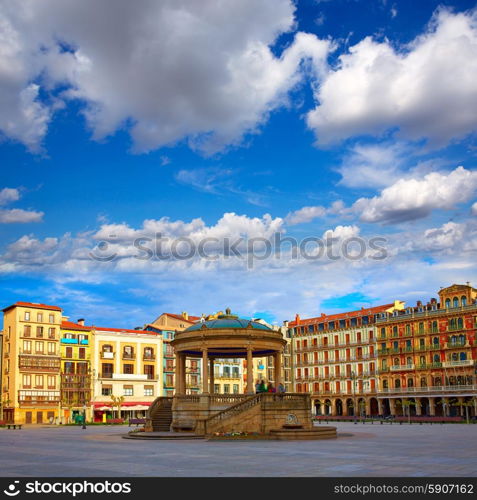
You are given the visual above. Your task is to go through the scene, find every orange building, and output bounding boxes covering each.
[376,284,477,417]
[289,301,404,416]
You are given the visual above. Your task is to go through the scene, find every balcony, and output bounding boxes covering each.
[390,363,415,371]
[112,373,148,381]
[143,355,156,361]
[18,390,61,407]
[122,354,136,360]
[378,384,477,395]
[101,351,114,359]
[446,341,467,349]
[442,360,474,368]
[61,338,78,344]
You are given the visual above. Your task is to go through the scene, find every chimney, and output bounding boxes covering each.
[295,313,300,324]
[77,318,85,326]
[182,311,188,320]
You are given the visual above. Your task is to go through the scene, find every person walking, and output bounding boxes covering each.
[278,382,286,393]
[258,380,267,393]
[268,383,276,393]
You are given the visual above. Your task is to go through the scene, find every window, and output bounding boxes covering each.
[144,386,154,396]
[461,296,467,306]
[453,297,459,308]
[101,363,113,378]
[24,311,30,320]
[64,362,75,374]
[445,298,451,308]
[23,340,32,353]
[47,342,56,354]
[48,327,55,339]
[47,376,55,389]
[78,334,88,343]
[392,326,398,337]
[24,325,31,337]
[123,364,134,374]
[35,375,44,388]
[78,347,86,359]
[407,378,414,387]
[223,384,230,393]
[65,346,73,358]
[77,362,88,374]
[36,326,44,337]
[102,386,112,396]
[37,313,43,322]
[223,366,230,377]
[144,347,154,359]
[123,386,134,396]
[233,384,239,394]
[23,375,31,388]
[144,365,155,379]
[35,341,44,353]
[123,346,134,359]
[49,314,55,323]
[214,384,220,393]
[232,366,239,377]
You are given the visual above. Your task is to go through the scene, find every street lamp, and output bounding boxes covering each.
[82,404,87,430]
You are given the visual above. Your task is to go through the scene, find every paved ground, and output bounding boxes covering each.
[0,422,475,477]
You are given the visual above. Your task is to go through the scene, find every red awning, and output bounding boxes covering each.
[92,401,152,408]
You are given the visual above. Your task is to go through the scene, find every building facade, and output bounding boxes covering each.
[2,302,62,424]
[59,319,93,422]
[289,301,404,416]
[375,284,477,417]
[91,326,163,421]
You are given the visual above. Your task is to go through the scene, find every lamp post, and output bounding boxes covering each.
[82,404,86,429]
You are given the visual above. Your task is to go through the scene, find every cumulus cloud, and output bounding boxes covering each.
[0,188,20,205]
[0,186,43,223]
[307,8,477,147]
[472,202,477,215]
[285,205,327,225]
[0,0,330,153]
[353,166,477,224]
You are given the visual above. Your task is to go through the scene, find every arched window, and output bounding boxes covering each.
[453,297,459,308]
[392,326,398,336]
[395,379,401,388]
[418,322,424,333]
[381,359,387,369]
[445,298,451,308]
[451,352,458,361]
[420,377,427,387]
[457,318,463,329]
[405,325,411,335]
[433,337,439,345]
[419,356,425,365]
[406,357,412,365]
[450,335,457,345]
[393,341,399,349]
[460,352,467,361]
[419,338,425,347]
[408,378,414,387]
[433,354,440,363]
[432,321,438,333]
[459,334,465,344]
[102,344,113,353]
[383,379,388,389]
[434,377,442,386]
[461,296,467,306]
[380,327,386,338]
[393,357,399,366]
[406,339,411,347]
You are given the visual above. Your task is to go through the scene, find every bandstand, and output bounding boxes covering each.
[140,310,337,440]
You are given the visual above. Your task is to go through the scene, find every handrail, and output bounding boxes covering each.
[205,394,261,428]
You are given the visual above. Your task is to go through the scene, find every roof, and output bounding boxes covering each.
[289,303,396,327]
[161,313,201,323]
[92,326,159,336]
[61,320,91,332]
[184,318,273,332]
[2,301,62,313]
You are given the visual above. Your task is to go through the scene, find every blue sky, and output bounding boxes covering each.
[1,0,477,328]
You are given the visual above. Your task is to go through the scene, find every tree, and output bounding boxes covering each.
[396,398,417,424]
[452,399,473,424]
[437,397,451,417]
[110,395,125,419]
[0,397,11,421]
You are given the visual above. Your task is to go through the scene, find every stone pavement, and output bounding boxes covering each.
[0,422,475,477]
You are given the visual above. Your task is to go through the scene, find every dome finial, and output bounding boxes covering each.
[225,307,231,315]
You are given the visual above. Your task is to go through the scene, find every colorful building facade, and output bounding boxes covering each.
[59,318,93,422]
[2,302,62,424]
[90,326,163,421]
[289,301,404,416]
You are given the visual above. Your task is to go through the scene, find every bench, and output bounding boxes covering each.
[128,418,146,427]
[6,424,22,430]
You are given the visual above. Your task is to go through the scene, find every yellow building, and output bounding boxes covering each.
[91,326,163,421]
[59,318,93,422]
[2,302,62,424]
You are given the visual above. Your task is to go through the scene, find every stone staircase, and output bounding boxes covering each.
[147,397,173,432]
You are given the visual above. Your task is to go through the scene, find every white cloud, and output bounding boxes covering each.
[307,8,477,147]
[0,0,330,154]
[285,205,327,225]
[472,202,477,215]
[353,166,477,224]
[0,208,44,223]
[0,188,20,205]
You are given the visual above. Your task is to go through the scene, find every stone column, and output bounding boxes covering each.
[209,358,215,394]
[365,398,371,416]
[179,353,186,394]
[389,399,396,416]
[246,345,254,394]
[202,348,209,394]
[429,397,436,416]
[457,397,464,416]
[415,398,422,416]
[175,352,182,395]
[377,399,384,416]
[274,351,282,387]
[331,399,337,416]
